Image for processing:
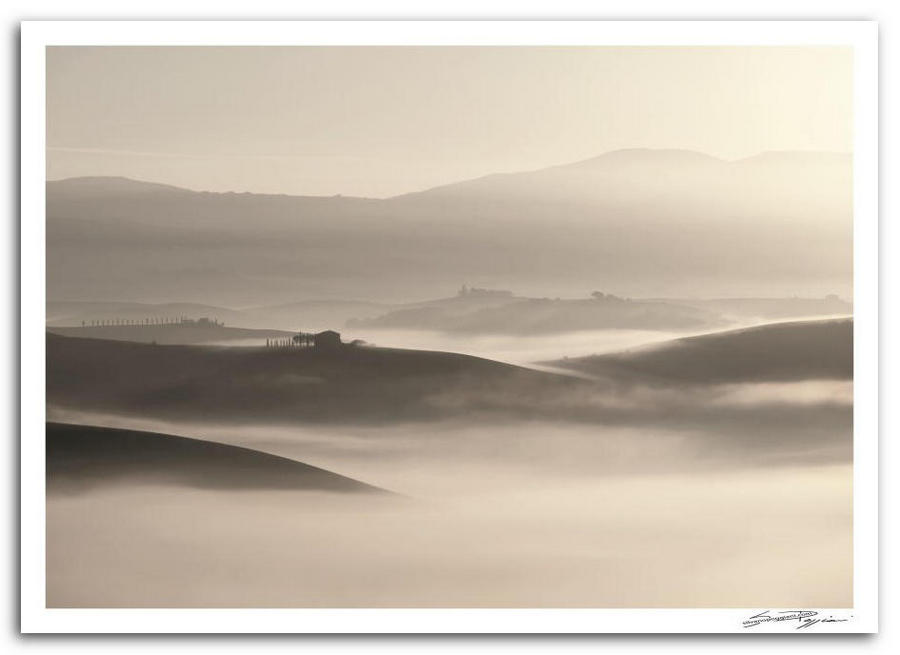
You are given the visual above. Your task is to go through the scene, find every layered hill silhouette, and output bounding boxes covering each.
[47,294,850,336]
[47,318,852,430]
[46,299,390,333]
[46,300,248,327]
[547,318,852,385]
[47,422,390,494]
[351,292,724,334]
[46,333,577,424]
[47,149,851,306]
[47,323,292,345]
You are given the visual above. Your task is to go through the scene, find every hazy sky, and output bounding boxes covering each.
[47,46,852,198]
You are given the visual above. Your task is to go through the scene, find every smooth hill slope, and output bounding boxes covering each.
[47,422,391,494]
[647,296,852,322]
[547,318,852,385]
[46,333,578,424]
[46,324,852,437]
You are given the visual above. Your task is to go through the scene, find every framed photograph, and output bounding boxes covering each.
[20,20,878,633]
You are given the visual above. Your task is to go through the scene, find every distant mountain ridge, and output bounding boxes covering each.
[47,175,192,197]
[48,174,376,202]
[47,149,852,305]
[47,149,851,201]
[556,147,725,170]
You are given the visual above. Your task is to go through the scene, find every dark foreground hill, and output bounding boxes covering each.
[547,318,852,385]
[47,422,391,494]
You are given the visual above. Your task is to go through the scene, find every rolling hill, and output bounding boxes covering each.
[46,293,851,337]
[46,298,394,332]
[351,293,724,334]
[47,422,391,494]
[46,332,576,424]
[47,318,853,435]
[546,318,853,385]
[646,296,852,322]
[46,300,248,327]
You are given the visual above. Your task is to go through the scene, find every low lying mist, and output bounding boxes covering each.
[339,327,687,366]
[47,462,851,608]
[45,326,853,608]
[49,375,852,489]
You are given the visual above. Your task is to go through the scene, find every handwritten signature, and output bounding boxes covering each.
[743,610,850,630]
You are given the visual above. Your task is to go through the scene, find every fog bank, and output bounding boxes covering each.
[47,462,851,608]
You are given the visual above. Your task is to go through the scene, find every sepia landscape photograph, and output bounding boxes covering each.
[42,44,855,609]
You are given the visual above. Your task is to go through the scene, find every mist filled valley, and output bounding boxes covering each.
[43,83,855,607]
[46,313,853,607]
